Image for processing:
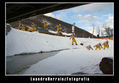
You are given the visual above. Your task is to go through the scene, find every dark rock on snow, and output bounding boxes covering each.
[80,43,84,46]
[99,57,113,74]
[6,24,11,35]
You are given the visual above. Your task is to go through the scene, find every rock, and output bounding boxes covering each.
[72,72,87,75]
[80,43,83,46]
[99,57,113,74]
[6,24,11,35]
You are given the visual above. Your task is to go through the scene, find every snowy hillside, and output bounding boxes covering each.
[6,28,79,56]
[6,27,113,75]
[6,27,113,57]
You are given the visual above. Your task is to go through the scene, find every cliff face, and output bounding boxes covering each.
[9,14,96,38]
[6,24,11,36]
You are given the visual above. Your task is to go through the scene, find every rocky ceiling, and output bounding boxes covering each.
[6,3,88,23]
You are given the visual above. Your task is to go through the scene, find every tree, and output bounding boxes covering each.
[110,28,113,36]
[96,26,100,37]
[92,24,95,38]
[101,31,104,37]
[104,25,113,37]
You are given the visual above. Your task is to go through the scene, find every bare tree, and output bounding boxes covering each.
[104,25,113,37]
[100,26,104,37]
[110,28,113,36]
[92,24,95,38]
[97,26,100,36]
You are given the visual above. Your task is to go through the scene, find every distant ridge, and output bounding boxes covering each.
[9,14,96,38]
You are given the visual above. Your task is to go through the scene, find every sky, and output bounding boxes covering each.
[44,3,114,36]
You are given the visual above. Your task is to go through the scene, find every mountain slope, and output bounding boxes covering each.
[9,14,96,38]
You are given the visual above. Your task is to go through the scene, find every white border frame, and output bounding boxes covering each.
[5,2,114,76]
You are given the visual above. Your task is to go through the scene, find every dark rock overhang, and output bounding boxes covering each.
[6,3,89,23]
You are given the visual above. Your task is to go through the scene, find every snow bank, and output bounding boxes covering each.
[49,30,72,35]
[6,28,77,56]
[23,41,113,74]
[6,27,113,57]
[6,27,113,75]
[48,30,57,34]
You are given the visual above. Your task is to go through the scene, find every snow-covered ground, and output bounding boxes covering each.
[23,47,113,75]
[6,27,114,75]
[6,28,74,56]
[49,30,72,36]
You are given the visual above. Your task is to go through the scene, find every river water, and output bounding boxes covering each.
[6,51,59,75]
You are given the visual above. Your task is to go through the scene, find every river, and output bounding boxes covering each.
[6,51,59,75]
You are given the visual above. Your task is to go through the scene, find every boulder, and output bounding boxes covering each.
[80,43,83,46]
[99,57,113,74]
[6,24,11,35]
[72,72,86,75]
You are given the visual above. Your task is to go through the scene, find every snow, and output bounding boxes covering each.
[6,28,73,56]
[23,43,113,75]
[48,30,57,34]
[6,26,113,75]
[49,30,72,36]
